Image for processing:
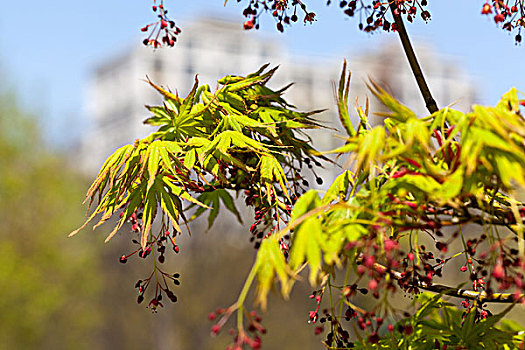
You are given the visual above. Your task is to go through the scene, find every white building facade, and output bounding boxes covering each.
[80,16,476,177]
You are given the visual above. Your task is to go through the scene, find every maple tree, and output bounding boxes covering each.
[72,1,525,349]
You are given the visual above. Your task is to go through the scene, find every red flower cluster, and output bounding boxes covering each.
[141,0,525,48]
[481,1,524,43]
[239,0,316,33]
[141,1,181,48]
[209,308,265,350]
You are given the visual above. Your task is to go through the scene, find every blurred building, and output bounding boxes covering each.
[349,42,477,125]
[79,16,476,175]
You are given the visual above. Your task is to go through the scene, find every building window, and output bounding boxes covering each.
[185,59,194,75]
[153,56,163,72]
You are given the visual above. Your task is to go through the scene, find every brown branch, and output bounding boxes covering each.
[389,2,439,114]
[369,257,523,304]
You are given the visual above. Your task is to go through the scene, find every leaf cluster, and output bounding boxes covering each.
[243,63,525,347]
[71,65,325,251]
[355,293,524,349]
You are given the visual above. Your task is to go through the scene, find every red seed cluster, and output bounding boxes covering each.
[337,0,431,32]
[330,225,525,342]
[135,272,180,312]
[317,308,355,348]
[245,158,322,251]
[481,1,524,44]
[208,308,265,350]
[239,0,316,32]
[314,135,525,344]
[141,1,181,48]
[117,207,182,311]
[139,0,525,47]
[338,0,524,42]
[234,0,525,45]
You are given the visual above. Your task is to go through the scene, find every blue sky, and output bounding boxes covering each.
[0,1,523,147]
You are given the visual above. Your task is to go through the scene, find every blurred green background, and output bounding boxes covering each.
[0,90,322,349]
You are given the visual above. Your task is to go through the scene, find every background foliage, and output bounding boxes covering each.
[0,94,102,349]
[0,90,323,349]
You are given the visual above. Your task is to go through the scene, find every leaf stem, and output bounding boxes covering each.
[236,261,258,332]
[338,261,354,321]
[327,275,336,348]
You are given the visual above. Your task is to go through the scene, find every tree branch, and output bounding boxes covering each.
[370,258,524,304]
[389,2,439,114]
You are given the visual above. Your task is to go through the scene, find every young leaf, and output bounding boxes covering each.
[147,141,162,190]
[155,179,182,234]
[254,237,290,310]
[288,216,324,285]
[336,59,356,137]
[322,170,352,204]
[290,190,321,221]
[368,80,417,122]
[141,188,158,249]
